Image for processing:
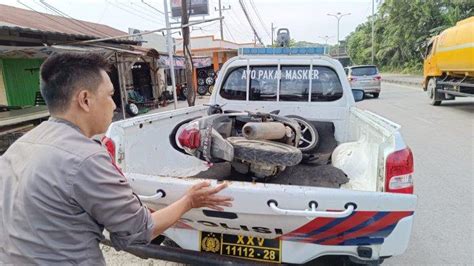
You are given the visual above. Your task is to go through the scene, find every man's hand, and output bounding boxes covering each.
[183,181,233,211]
[150,181,233,239]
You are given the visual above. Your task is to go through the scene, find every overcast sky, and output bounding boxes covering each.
[4,0,378,45]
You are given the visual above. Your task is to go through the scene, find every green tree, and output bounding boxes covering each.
[346,0,474,73]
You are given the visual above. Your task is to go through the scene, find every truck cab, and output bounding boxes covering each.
[423,16,474,105]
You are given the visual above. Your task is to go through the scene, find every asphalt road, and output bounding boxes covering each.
[356,82,473,265]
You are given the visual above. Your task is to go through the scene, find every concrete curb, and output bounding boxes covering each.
[381,77,423,87]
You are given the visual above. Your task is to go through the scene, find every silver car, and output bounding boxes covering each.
[345,65,381,98]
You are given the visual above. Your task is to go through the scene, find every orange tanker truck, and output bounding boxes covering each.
[423,16,474,105]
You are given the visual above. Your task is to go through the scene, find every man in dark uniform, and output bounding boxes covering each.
[0,53,232,265]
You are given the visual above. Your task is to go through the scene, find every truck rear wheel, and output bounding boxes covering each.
[427,77,442,106]
[227,137,302,166]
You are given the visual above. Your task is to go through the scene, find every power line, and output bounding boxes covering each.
[16,0,87,36]
[141,0,179,22]
[38,0,112,37]
[238,0,263,45]
[120,1,166,26]
[104,0,164,26]
[135,0,167,22]
[228,7,254,41]
[191,21,220,34]
[242,0,264,42]
[141,0,166,16]
[223,21,236,42]
[114,0,165,25]
[96,2,110,24]
[248,0,271,39]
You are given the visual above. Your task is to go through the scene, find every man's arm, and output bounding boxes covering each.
[149,181,232,239]
[71,152,232,249]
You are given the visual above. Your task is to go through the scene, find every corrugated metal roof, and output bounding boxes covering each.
[0,4,125,38]
[0,25,101,41]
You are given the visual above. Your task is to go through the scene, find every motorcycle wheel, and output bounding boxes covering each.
[205,77,214,85]
[286,115,319,153]
[198,70,208,78]
[125,103,139,117]
[197,85,208,96]
[180,86,188,100]
[227,137,302,166]
[208,85,214,94]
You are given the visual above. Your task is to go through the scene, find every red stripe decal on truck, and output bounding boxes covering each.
[280,211,413,245]
[319,211,413,245]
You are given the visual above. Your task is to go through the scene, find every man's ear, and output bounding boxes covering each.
[77,90,91,112]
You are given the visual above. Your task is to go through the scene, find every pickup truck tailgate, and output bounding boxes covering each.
[128,174,416,264]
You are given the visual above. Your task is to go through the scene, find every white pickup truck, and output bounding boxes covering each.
[104,48,417,265]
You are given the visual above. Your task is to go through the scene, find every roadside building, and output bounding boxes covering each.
[129,28,214,99]
[0,4,165,124]
[175,35,260,95]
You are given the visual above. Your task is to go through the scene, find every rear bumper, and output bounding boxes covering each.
[102,214,414,265]
[350,86,381,93]
[362,88,381,93]
[350,84,381,93]
[101,239,254,265]
[159,215,415,264]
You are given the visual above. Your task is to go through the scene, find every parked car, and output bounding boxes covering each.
[104,48,416,265]
[345,65,381,98]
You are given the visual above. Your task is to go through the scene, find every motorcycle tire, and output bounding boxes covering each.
[180,86,188,100]
[207,69,216,78]
[227,137,302,166]
[198,70,208,78]
[161,90,172,101]
[197,85,208,96]
[125,103,139,117]
[205,77,214,85]
[208,85,214,94]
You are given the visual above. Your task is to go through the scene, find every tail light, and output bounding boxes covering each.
[374,76,381,81]
[385,147,414,194]
[348,76,357,82]
[102,136,116,161]
[178,128,201,149]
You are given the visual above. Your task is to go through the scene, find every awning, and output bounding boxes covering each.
[0,45,110,58]
[0,44,160,59]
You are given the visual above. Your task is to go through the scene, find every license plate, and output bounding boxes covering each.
[199,231,281,263]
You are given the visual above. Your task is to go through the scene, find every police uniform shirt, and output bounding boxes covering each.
[0,117,154,265]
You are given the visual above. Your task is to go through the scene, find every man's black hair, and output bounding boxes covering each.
[40,52,110,113]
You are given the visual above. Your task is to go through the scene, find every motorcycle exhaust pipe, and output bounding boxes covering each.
[242,122,286,140]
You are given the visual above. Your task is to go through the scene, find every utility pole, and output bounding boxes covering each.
[271,22,276,47]
[371,0,375,64]
[318,35,333,55]
[163,0,178,109]
[239,0,264,45]
[327,12,351,56]
[181,0,195,106]
[215,0,231,40]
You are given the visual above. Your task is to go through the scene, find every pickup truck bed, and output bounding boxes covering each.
[193,119,347,188]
